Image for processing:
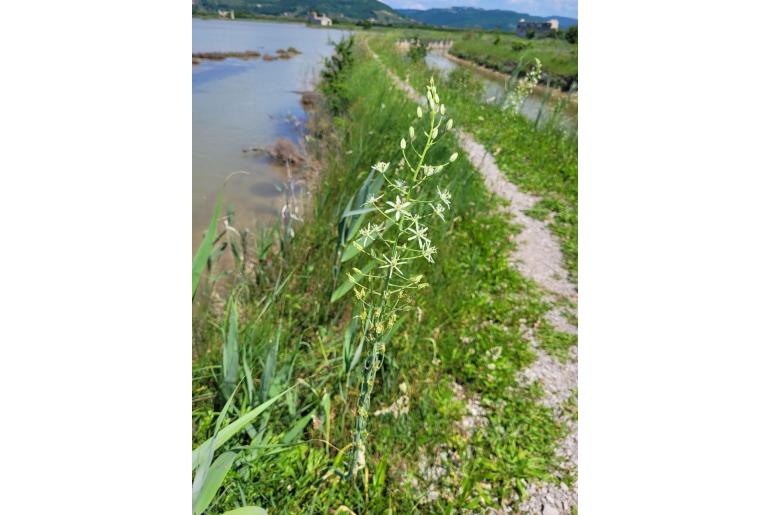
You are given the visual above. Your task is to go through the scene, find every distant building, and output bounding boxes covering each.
[308,11,332,26]
[218,9,235,20]
[516,18,558,37]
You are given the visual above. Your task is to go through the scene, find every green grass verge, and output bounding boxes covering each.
[366,33,577,281]
[192,36,576,513]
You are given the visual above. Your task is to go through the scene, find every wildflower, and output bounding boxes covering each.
[360,222,381,245]
[407,222,430,249]
[449,152,458,162]
[372,161,390,174]
[379,251,406,277]
[355,287,366,301]
[364,193,383,206]
[393,179,408,193]
[437,187,451,208]
[422,244,437,263]
[384,195,411,221]
[432,202,446,221]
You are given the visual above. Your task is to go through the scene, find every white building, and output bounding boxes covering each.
[308,11,332,26]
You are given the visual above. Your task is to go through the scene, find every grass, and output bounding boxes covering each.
[369,26,577,90]
[450,32,577,90]
[366,32,578,281]
[192,34,577,513]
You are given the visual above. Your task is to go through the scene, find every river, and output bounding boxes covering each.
[425,49,577,131]
[192,18,349,252]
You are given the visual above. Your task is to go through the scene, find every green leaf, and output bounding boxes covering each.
[221,508,268,515]
[259,328,280,404]
[281,411,314,445]
[222,297,239,399]
[193,192,222,298]
[331,261,376,303]
[193,451,237,515]
[192,387,293,470]
[192,387,238,508]
[341,218,395,263]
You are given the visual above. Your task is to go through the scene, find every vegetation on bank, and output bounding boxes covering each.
[396,7,577,32]
[449,32,577,90]
[192,0,410,25]
[192,35,576,513]
[367,32,577,279]
[373,26,577,91]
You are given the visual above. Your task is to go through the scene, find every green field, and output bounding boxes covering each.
[450,32,578,90]
[376,26,578,90]
[192,33,577,514]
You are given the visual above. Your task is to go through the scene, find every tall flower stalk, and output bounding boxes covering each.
[344,78,458,477]
[505,57,542,113]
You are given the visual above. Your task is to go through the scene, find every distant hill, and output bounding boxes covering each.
[397,6,577,32]
[195,0,410,24]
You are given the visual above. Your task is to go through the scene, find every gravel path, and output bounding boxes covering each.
[372,44,578,514]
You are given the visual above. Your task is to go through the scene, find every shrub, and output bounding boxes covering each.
[565,26,578,44]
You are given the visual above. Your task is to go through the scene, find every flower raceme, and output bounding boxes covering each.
[505,57,543,113]
[343,78,459,477]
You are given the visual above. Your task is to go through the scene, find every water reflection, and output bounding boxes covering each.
[192,18,349,252]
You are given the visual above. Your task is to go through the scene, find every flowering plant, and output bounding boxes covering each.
[338,78,459,476]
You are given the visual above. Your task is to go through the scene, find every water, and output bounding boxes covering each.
[192,19,349,252]
[425,49,577,130]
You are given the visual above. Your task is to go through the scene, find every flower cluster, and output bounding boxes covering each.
[345,78,459,477]
[505,57,543,113]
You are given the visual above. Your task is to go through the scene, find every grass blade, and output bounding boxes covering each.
[281,411,315,445]
[331,261,376,303]
[221,508,268,515]
[222,296,239,399]
[192,387,294,470]
[193,451,237,515]
[193,192,222,298]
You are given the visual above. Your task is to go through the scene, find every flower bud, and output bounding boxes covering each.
[409,126,415,140]
[400,138,406,150]
[440,104,446,115]
[417,106,423,118]
[449,152,458,162]
[447,119,453,130]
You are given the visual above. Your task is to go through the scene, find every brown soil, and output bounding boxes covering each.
[192,50,262,61]
[270,138,304,165]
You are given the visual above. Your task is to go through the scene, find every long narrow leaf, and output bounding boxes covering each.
[341,218,395,263]
[192,386,238,504]
[281,411,314,445]
[192,387,293,470]
[192,192,222,298]
[222,297,239,399]
[193,451,237,515]
[221,508,268,515]
[331,261,376,303]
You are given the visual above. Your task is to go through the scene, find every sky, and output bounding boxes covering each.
[380,0,577,19]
